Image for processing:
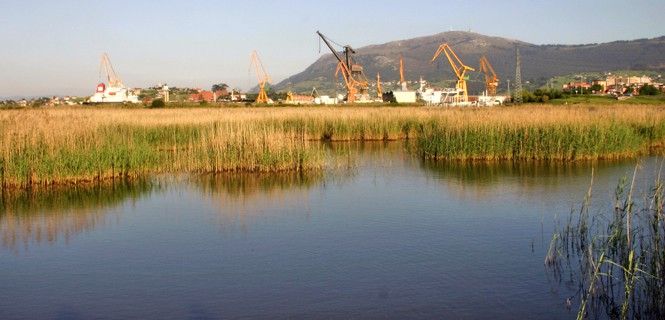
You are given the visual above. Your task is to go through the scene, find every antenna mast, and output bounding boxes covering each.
[514,47,523,104]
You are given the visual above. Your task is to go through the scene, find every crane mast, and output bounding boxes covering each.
[431,43,475,104]
[250,50,272,104]
[479,55,499,96]
[376,73,383,100]
[316,31,368,103]
[335,62,356,101]
[399,54,407,91]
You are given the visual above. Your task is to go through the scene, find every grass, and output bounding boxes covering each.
[1,104,665,189]
[547,165,665,319]
[548,94,665,106]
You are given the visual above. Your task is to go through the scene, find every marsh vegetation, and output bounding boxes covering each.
[546,164,665,319]
[1,105,664,189]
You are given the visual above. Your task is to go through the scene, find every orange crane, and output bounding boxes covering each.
[317,31,368,103]
[376,73,383,99]
[479,55,499,96]
[431,43,475,104]
[399,54,407,91]
[250,50,272,104]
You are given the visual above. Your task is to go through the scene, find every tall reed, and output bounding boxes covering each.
[1,105,664,189]
[547,164,665,319]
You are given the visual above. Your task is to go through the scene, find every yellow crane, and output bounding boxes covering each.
[317,31,368,103]
[250,50,272,104]
[431,43,475,104]
[479,55,499,96]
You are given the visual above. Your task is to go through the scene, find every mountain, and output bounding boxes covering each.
[274,31,665,94]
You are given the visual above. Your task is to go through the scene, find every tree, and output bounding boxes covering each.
[639,84,660,96]
[150,99,165,108]
[590,84,603,93]
[212,83,229,92]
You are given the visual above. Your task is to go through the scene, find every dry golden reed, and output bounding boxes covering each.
[1,104,664,188]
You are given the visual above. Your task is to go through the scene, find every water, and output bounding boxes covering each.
[1,143,660,319]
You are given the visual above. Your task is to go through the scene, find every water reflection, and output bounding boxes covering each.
[419,158,659,202]
[195,171,324,199]
[193,171,350,234]
[2,143,662,319]
[0,180,154,252]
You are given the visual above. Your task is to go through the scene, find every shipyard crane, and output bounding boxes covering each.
[479,55,499,96]
[100,53,124,88]
[90,53,139,103]
[431,43,475,104]
[250,50,272,104]
[316,31,368,103]
[376,73,383,100]
[399,54,407,91]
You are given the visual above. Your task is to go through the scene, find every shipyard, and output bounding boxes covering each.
[5,30,663,108]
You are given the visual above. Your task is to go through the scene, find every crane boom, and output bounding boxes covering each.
[250,50,272,104]
[479,55,499,96]
[100,53,124,88]
[316,31,368,103]
[431,43,475,104]
[317,31,346,66]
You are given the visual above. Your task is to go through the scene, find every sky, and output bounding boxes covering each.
[1,0,664,98]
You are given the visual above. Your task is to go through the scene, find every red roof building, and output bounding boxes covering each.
[189,90,215,102]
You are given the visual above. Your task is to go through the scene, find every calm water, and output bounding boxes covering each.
[0,143,660,319]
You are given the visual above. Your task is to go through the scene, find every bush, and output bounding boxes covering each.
[639,84,660,96]
[150,99,165,108]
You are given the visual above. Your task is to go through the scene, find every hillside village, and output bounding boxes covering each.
[3,70,663,108]
[562,74,664,95]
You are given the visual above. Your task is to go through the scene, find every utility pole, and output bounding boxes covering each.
[507,79,511,99]
[514,47,523,104]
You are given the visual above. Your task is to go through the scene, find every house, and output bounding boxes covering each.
[562,81,591,91]
[592,79,607,92]
[189,90,215,103]
[228,90,247,102]
[606,75,652,88]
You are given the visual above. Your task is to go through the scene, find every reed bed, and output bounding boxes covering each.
[1,105,664,189]
[416,106,665,161]
[546,166,665,319]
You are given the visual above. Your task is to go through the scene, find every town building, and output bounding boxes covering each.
[188,90,215,103]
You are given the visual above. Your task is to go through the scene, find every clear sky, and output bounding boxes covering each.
[1,0,663,98]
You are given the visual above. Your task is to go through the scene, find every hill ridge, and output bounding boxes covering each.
[275,31,665,94]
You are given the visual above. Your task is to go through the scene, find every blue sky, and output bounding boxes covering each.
[1,0,663,97]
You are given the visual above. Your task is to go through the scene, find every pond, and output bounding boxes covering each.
[0,142,660,319]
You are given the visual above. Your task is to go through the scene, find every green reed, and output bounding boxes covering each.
[416,121,663,161]
[2,105,665,189]
[547,164,665,319]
